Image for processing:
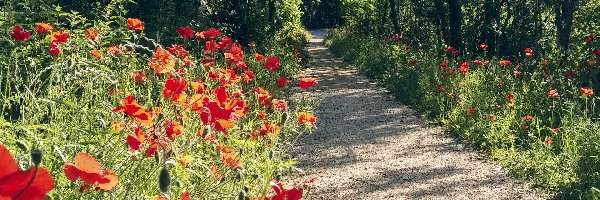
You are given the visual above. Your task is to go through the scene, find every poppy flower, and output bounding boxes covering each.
[0,144,55,200]
[132,71,147,83]
[543,138,553,145]
[580,87,594,96]
[519,125,530,130]
[220,152,242,169]
[488,115,497,122]
[265,182,303,200]
[264,57,280,71]
[244,70,255,83]
[547,89,559,98]
[49,42,61,56]
[149,47,176,74]
[459,62,469,74]
[126,18,144,31]
[64,152,118,191]
[473,60,483,66]
[35,22,53,34]
[210,164,222,181]
[167,44,190,59]
[272,99,288,111]
[593,49,600,56]
[298,112,317,125]
[277,77,288,88]
[479,43,488,50]
[513,70,522,76]
[204,40,219,54]
[439,60,449,68]
[298,77,318,90]
[86,28,100,41]
[113,95,153,127]
[524,48,534,57]
[162,77,188,102]
[177,27,194,39]
[587,34,596,44]
[522,115,533,121]
[257,112,267,119]
[505,94,514,100]
[91,50,102,59]
[11,25,31,42]
[218,37,232,49]
[203,28,221,39]
[253,87,272,108]
[50,31,70,44]
[107,45,123,56]
[467,108,477,114]
[255,53,265,61]
[437,86,446,92]
[500,59,512,66]
[445,46,457,53]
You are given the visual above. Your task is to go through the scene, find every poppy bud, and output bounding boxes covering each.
[159,167,171,193]
[237,186,249,200]
[236,169,243,180]
[154,152,160,165]
[202,126,211,138]
[274,172,281,182]
[280,112,288,126]
[15,141,28,152]
[268,151,273,160]
[31,149,42,166]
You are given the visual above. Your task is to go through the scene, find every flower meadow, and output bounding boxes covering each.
[0,8,319,200]
[328,29,600,198]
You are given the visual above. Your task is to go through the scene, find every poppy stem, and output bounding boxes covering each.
[14,166,38,200]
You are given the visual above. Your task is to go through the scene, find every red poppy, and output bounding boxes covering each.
[473,60,483,66]
[298,77,318,90]
[50,31,70,44]
[277,77,288,88]
[167,44,190,59]
[149,47,176,74]
[505,94,514,100]
[113,95,153,127]
[0,144,55,200]
[107,45,123,56]
[594,49,600,56]
[522,115,533,121]
[500,59,512,66]
[439,60,449,68]
[524,48,534,57]
[437,86,446,92]
[220,152,242,169]
[218,37,232,49]
[36,22,53,34]
[49,42,61,56]
[264,57,280,71]
[126,18,144,31]
[543,138,553,145]
[459,62,469,74]
[547,89,559,98]
[203,28,221,39]
[513,70,522,76]
[479,43,488,50]
[580,87,594,96]
[177,27,194,39]
[298,112,317,125]
[272,99,288,111]
[253,87,272,108]
[162,77,188,102]
[265,182,303,200]
[132,71,147,83]
[467,108,477,114]
[587,34,596,44]
[11,25,31,42]
[86,28,100,41]
[210,164,222,181]
[64,152,119,191]
[253,54,265,62]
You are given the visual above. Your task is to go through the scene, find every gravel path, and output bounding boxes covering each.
[291,29,545,200]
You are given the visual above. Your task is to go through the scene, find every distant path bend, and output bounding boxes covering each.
[291,29,545,200]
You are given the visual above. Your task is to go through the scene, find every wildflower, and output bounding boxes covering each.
[148,47,176,74]
[473,60,483,66]
[257,112,267,119]
[298,112,317,125]
[479,43,488,50]
[272,99,288,111]
[513,70,522,76]
[126,18,144,31]
[587,34,596,44]
[524,48,534,57]
[203,28,221,39]
[0,144,55,199]
[543,138,554,145]
[162,77,188,102]
[64,152,119,191]
[132,71,147,83]
[580,87,594,96]
[505,94,514,100]
[49,42,61,56]
[439,59,449,68]
[255,53,265,61]
[50,31,70,44]
[167,44,190,59]
[547,89,559,98]
[113,95,153,127]
[210,164,222,181]
[459,62,469,74]
[437,86,446,92]
[264,57,280,71]
[467,108,477,114]
[11,25,30,41]
[176,27,194,39]
[86,28,100,41]
[277,77,288,89]
[500,59,512,66]
[91,50,102,59]
[36,22,53,34]
[298,77,318,90]
[519,125,529,130]
[522,115,533,121]
[107,45,123,56]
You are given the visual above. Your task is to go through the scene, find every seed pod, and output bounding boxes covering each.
[280,112,288,126]
[159,167,171,193]
[31,149,42,166]
[15,141,28,152]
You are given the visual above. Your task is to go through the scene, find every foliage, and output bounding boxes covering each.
[327,28,600,198]
[0,1,318,199]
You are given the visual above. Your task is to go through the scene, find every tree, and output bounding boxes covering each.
[555,0,577,65]
[390,0,399,33]
[449,0,463,51]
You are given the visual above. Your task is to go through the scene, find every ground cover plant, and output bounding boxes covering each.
[0,1,319,199]
[327,29,600,199]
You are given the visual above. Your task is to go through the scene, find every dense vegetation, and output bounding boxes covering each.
[0,0,317,199]
[327,0,600,199]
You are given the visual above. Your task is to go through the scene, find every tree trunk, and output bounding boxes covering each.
[482,0,498,53]
[449,0,463,51]
[390,0,399,33]
[268,0,276,33]
[434,0,446,36]
[555,0,576,66]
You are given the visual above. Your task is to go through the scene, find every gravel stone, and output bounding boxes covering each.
[291,29,546,200]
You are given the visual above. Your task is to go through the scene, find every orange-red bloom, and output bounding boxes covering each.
[298,77,318,90]
[113,95,153,127]
[126,18,144,31]
[36,22,53,34]
[0,144,55,200]
[49,42,61,56]
[524,48,534,57]
[149,47,176,74]
[63,152,119,191]
[50,31,70,44]
[547,89,559,98]
[298,112,317,125]
[162,77,188,102]
[580,87,594,96]
[265,57,280,71]
[132,71,147,83]
[91,50,102,59]
[86,28,100,41]
[177,27,194,39]
[11,25,30,42]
